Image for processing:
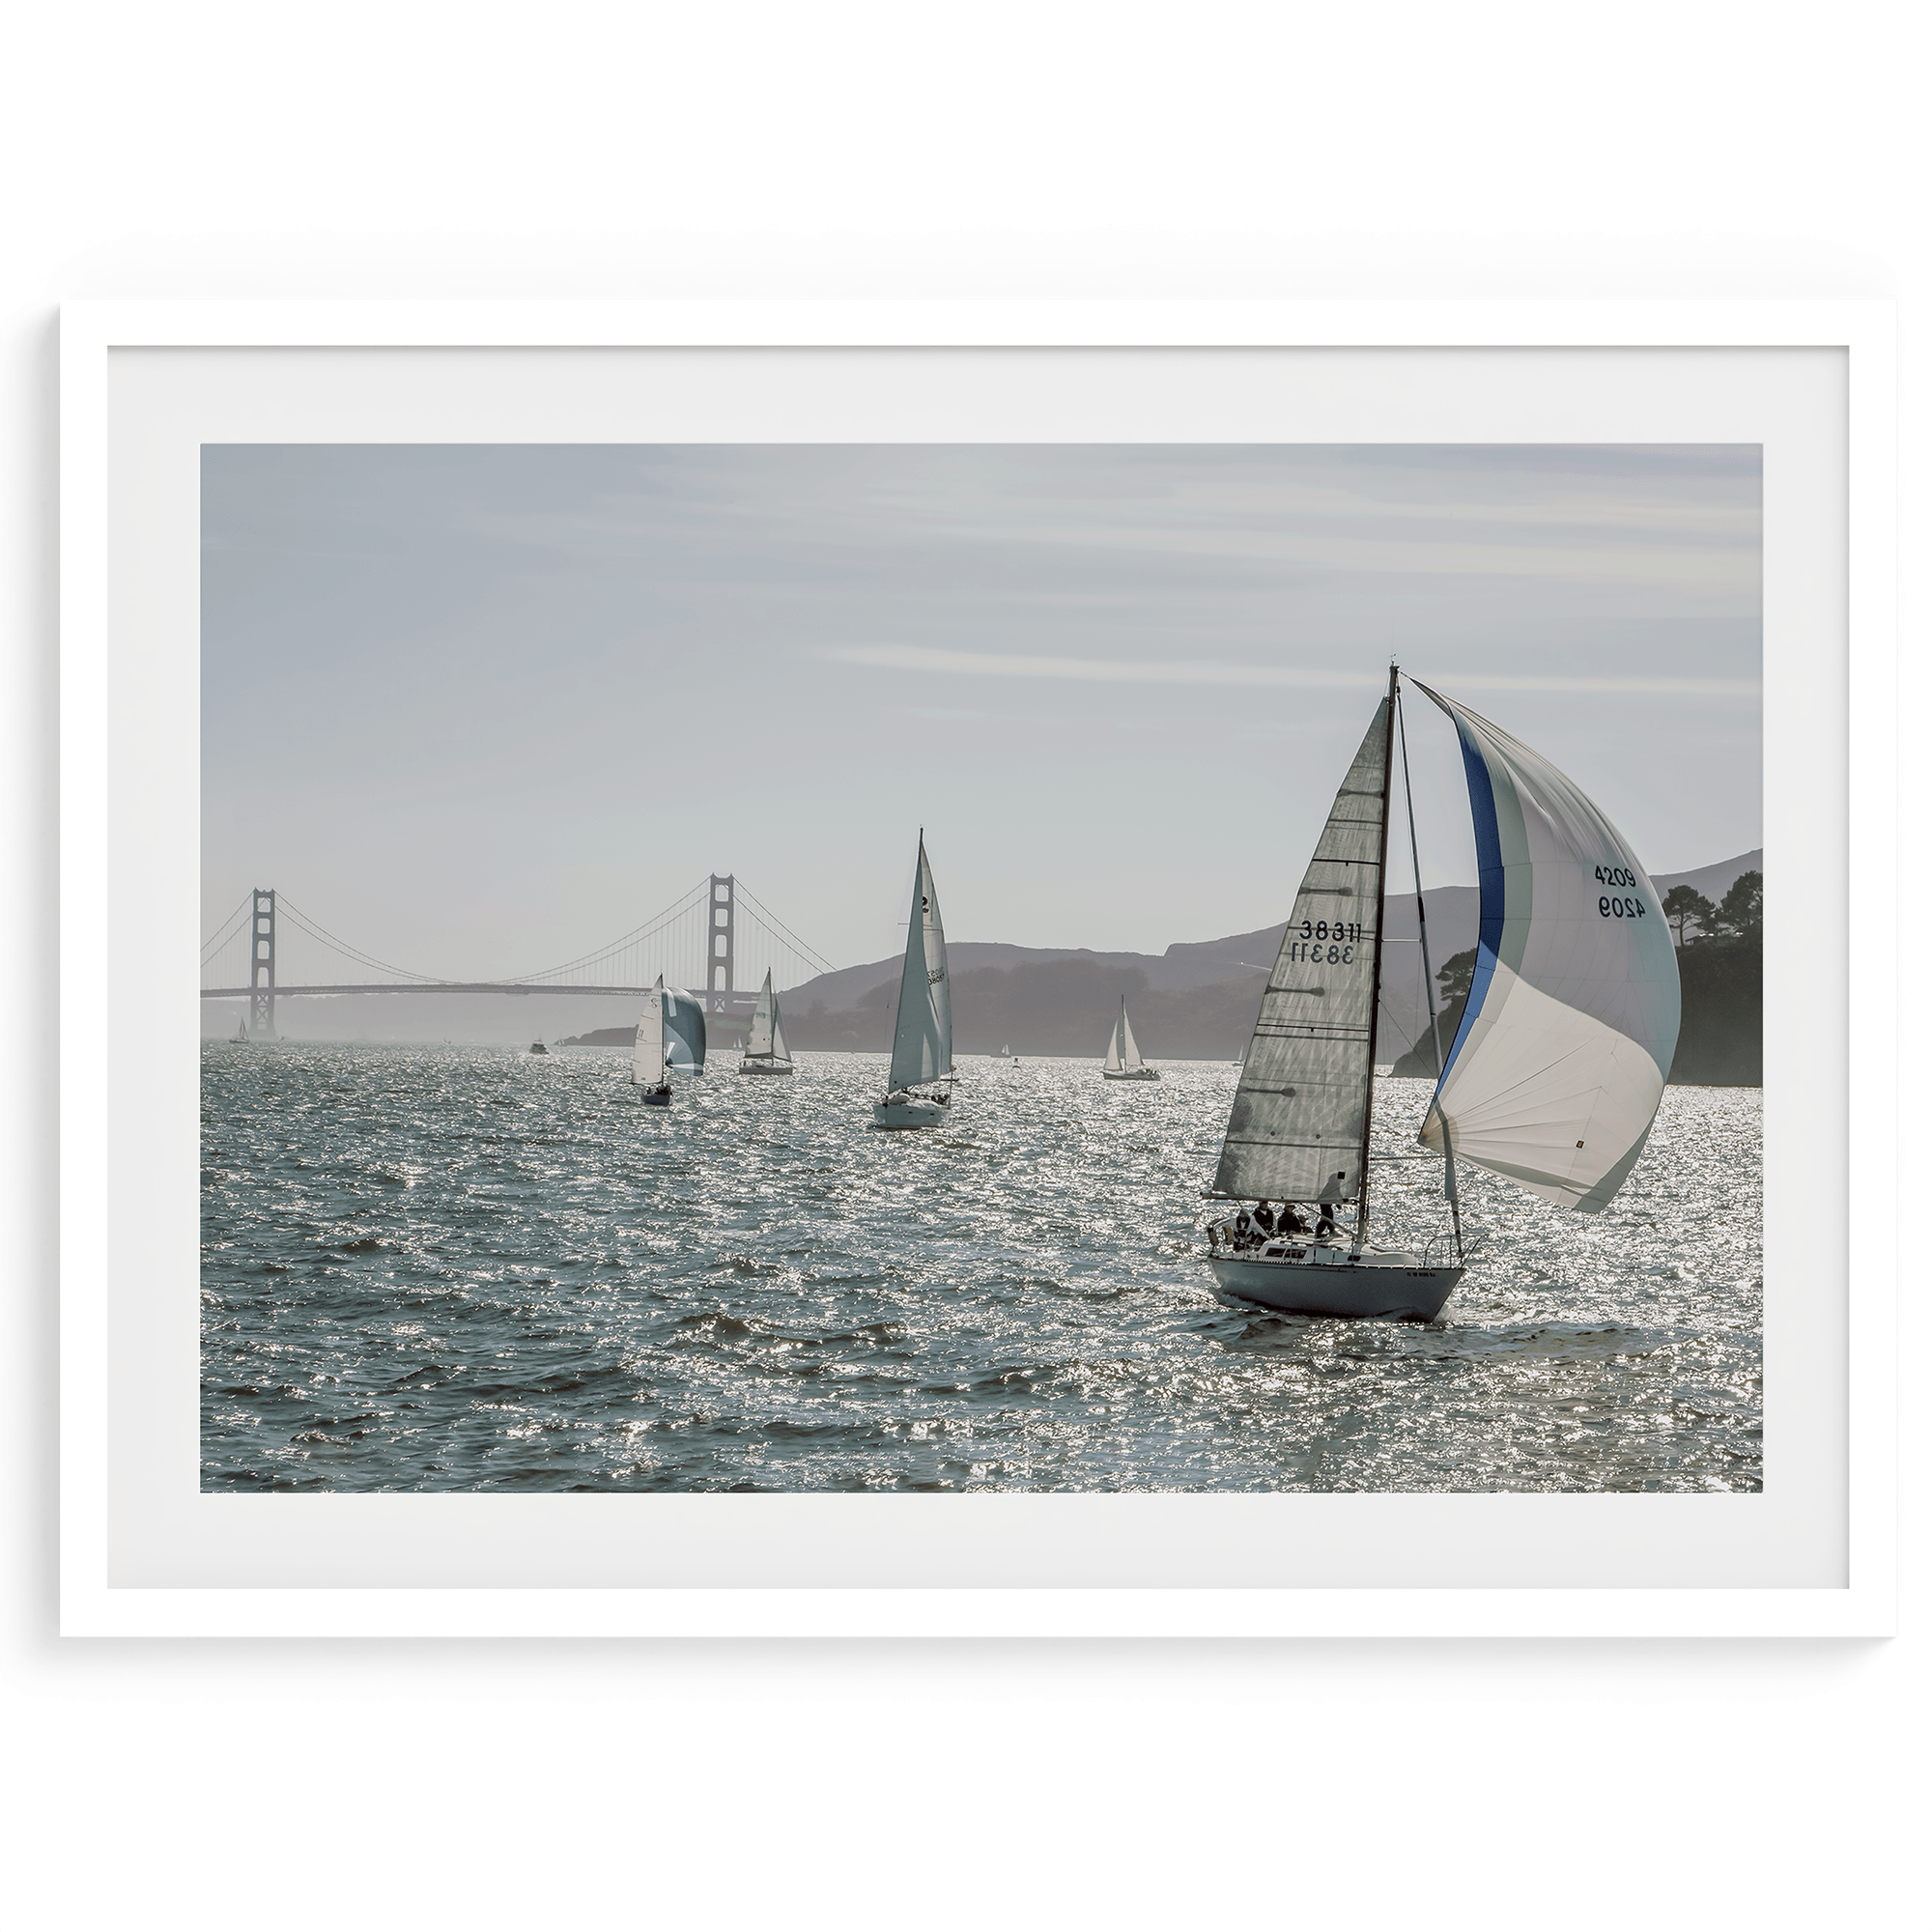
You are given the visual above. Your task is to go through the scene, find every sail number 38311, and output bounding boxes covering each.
[1593,865,1647,921]
[1290,918,1359,966]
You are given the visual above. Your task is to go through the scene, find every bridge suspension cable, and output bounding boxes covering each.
[200,874,839,1000]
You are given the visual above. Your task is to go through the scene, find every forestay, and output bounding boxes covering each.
[1214,699,1390,1205]
[631,975,666,1086]
[1413,683,1680,1211]
[888,836,952,1091]
[664,985,707,1074]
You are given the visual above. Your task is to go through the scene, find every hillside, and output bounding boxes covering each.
[779,850,1763,1077]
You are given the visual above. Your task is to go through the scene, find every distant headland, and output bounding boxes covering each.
[561,850,1763,1086]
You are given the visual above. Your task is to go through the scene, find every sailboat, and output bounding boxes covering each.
[632,974,672,1105]
[872,831,953,1128]
[1101,997,1159,1081]
[738,969,794,1075]
[1205,666,1680,1321]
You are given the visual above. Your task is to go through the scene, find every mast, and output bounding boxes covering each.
[1399,678,1463,1261]
[1354,664,1400,1249]
[1396,682,1441,1076]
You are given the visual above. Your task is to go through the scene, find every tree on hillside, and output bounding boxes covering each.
[1714,869,1763,939]
[1435,948,1477,1008]
[1662,884,1717,948]
[1391,948,1478,1077]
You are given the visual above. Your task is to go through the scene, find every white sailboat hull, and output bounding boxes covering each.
[1102,1066,1160,1081]
[872,1094,948,1128]
[1208,1247,1463,1321]
[635,1083,672,1108]
[738,1059,794,1076]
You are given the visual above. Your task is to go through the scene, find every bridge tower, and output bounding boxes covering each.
[247,888,277,1038]
[707,873,735,1012]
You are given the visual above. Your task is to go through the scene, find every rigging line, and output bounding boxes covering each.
[504,879,712,983]
[272,896,447,981]
[198,893,254,960]
[731,883,838,977]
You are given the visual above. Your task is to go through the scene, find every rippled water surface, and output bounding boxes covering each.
[201,1044,1762,1492]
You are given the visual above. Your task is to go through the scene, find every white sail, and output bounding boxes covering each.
[1214,699,1390,1205]
[631,974,666,1086]
[742,969,793,1068]
[887,834,952,1092]
[745,971,777,1057]
[1119,1003,1143,1072]
[664,984,707,1074]
[1103,1002,1125,1072]
[1413,683,1681,1212]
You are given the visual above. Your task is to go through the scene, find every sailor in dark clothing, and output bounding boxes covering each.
[1314,1200,1338,1239]
[1253,1202,1276,1237]
[1282,1202,1309,1235]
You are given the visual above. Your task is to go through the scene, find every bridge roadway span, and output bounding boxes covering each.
[201,982,668,1000]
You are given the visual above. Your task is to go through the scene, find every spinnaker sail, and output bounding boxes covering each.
[664,984,707,1074]
[1412,683,1680,1211]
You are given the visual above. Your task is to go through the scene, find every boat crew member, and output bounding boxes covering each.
[1282,1202,1309,1235]
[1254,1202,1276,1236]
[1315,1201,1337,1239]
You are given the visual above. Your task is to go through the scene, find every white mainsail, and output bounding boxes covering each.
[887,834,952,1092]
[1214,698,1390,1206]
[746,971,777,1057]
[743,969,793,1068]
[1104,998,1144,1073]
[631,974,666,1086]
[1412,683,1681,1212]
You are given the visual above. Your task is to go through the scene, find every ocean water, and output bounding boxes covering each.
[200,1044,1762,1492]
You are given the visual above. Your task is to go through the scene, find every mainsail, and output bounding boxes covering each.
[1214,699,1391,1204]
[887,834,952,1092]
[1413,683,1681,1211]
[631,974,666,1086]
[664,984,707,1074]
[744,970,792,1066]
[1104,998,1144,1073]
[746,971,777,1056]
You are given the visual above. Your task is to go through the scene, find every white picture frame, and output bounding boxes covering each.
[60,298,1896,1637]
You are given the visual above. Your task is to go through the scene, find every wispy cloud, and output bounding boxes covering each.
[824,643,1759,699]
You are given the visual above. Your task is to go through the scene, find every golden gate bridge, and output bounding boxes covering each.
[200,875,837,1039]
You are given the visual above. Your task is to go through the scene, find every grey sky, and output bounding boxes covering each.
[202,443,1761,980]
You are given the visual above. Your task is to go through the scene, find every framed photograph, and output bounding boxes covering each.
[60,299,1894,1636]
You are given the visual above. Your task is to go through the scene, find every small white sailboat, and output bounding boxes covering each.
[1205,666,1680,1322]
[738,969,795,1075]
[1101,997,1159,1081]
[873,832,954,1128]
[632,974,673,1105]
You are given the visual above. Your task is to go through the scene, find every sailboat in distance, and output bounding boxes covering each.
[738,969,794,1075]
[633,974,672,1107]
[1205,666,1680,1321]
[1101,997,1159,1080]
[872,831,953,1128]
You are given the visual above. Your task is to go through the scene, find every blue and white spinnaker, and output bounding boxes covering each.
[1413,683,1681,1212]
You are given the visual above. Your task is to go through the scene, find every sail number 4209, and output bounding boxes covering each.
[1594,864,1647,921]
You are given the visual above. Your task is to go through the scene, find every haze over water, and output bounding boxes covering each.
[201,1045,1761,1493]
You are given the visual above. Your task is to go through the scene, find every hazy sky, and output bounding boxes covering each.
[202,443,1761,980]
